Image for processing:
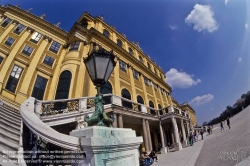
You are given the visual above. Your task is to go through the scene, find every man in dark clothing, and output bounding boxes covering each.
[200,129,204,140]
[227,117,230,129]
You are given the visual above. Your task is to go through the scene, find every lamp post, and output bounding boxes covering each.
[83,42,116,127]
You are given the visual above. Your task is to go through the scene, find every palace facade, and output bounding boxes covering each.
[0,4,198,164]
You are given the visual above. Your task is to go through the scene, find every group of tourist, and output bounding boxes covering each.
[140,150,158,166]
[189,129,203,146]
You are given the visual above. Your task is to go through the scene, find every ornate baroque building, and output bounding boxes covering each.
[0,4,198,164]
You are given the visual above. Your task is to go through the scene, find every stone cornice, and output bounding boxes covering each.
[7,5,68,40]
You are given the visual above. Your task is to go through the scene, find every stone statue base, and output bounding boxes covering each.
[70,126,143,166]
[175,142,183,151]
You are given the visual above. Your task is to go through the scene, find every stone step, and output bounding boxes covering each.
[0,109,21,123]
[0,106,21,120]
[0,111,21,127]
[0,123,20,137]
[0,104,20,115]
[0,128,19,145]
[0,119,20,132]
[0,137,19,151]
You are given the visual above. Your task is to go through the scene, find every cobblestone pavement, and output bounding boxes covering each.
[152,106,250,166]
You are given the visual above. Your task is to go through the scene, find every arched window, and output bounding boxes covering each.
[55,70,72,99]
[137,95,144,111]
[158,104,163,115]
[103,29,110,38]
[154,68,157,74]
[128,47,134,56]
[117,39,122,47]
[55,70,72,110]
[139,56,143,63]
[101,81,112,104]
[149,100,156,115]
[121,89,132,109]
[147,62,151,70]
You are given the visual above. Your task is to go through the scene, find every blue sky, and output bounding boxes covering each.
[4,0,250,125]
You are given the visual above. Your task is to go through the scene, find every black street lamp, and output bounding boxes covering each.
[83,42,116,127]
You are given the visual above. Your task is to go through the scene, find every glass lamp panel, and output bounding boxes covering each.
[95,56,110,80]
[85,57,96,80]
[104,59,114,82]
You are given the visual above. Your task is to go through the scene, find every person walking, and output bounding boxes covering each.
[227,117,230,129]
[210,125,213,134]
[200,129,204,140]
[220,121,224,131]
[189,132,193,146]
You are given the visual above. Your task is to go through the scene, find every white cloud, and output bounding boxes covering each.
[225,0,229,5]
[189,94,214,106]
[245,23,248,30]
[165,68,201,89]
[169,24,178,30]
[185,4,219,33]
[238,57,242,62]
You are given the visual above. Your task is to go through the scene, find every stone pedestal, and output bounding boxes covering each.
[182,140,188,146]
[160,147,168,154]
[70,126,143,166]
[175,143,182,151]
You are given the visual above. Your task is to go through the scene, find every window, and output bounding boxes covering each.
[133,69,139,80]
[128,47,133,56]
[43,55,54,67]
[154,68,157,74]
[32,75,48,100]
[117,39,122,47]
[55,70,72,100]
[137,95,144,112]
[119,60,127,72]
[13,24,26,35]
[103,29,110,38]
[5,65,23,93]
[144,77,150,86]
[69,41,80,51]
[30,32,42,44]
[158,104,163,115]
[101,81,112,104]
[22,45,34,56]
[0,56,3,64]
[147,62,151,70]
[1,18,12,27]
[153,83,157,91]
[149,100,156,115]
[139,56,143,63]
[4,37,15,47]
[160,88,164,94]
[121,89,132,109]
[49,41,61,54]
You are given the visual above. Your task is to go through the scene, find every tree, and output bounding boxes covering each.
[203,121,208,126]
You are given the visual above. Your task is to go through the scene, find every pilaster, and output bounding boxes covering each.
[128,65,137,102]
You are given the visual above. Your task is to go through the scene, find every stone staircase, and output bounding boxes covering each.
[0,104,21,166]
